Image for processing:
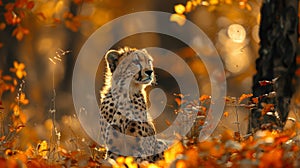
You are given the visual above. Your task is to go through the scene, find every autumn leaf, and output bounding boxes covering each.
[19,93,29,105]
[4,11,21,25]
[174,97,182,106]
[252,97,259,104]
[15,0,27,8]
[174,4,185,14]
[0,23,6,30]
[198,141,215,152]
[223,111,229,117]
[164,141,185,163]
[5,3,14,11]
[165,119,171,126]
[259,148,283,168]
[65,18,81,32]
[238,93,253,103]
[209,0,219,5]
[12,26,29,41]
[37,140,48,158]
[225,0,232,4]
[10,61,27,79]
[199,94,211,102]
[185,148,198,167]
[261,104,274,116]
[26,1,35,9]
[221,129,234,142]
[176,160,187,168]
[170,13,186,26]
[185,1,193,13]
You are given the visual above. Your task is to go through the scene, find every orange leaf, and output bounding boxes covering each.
[65,18,81,32]
[165,119,171,126]
[2,75,12,81]
[175,97,182,106]
[12,26,29,41]
[176,160,187,168]
[221,129,233,142]
[26,1,34,9]
[198,141,215,151]
[238,93,253,103]
[15,0,27,8]
[185,1,192,13]
[252,97,259,104]
[199,94,211,102]
[223,111,229,117]
[5,3,14,11]
[261,104,274,116]
[0,22,5,30]
[209,0,219,5]
[259,148,283,168]
[185,148,198,166]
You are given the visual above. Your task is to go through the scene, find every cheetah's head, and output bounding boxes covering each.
[105,47,154,86]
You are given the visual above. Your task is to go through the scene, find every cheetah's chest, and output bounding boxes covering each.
[100,92,148,124]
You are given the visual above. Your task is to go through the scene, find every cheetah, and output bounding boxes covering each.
[99,47,166,162]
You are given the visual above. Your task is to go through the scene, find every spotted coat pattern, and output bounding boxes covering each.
[99,47,166,162]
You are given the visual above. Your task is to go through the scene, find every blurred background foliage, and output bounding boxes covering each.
[0,0,268,140]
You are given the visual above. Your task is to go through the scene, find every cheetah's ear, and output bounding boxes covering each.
[141,49,148,54]
[105,50,120,72]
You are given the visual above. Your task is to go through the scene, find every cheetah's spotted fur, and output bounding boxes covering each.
[99,47,166,162]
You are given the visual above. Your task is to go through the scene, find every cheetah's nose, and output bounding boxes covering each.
[145,70,153,76]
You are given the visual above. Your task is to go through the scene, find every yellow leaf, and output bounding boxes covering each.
[225,0,232,4]
[164,141,184,163]
[16,71,23,79]
[174,4,185,14]
[13,105,20,116]
[246,3,252,11]
[20,93,29,105]
[185,1,193,13]
[37,140,48,157]
[170,14,186,26]
[148,164,160,168]
[12,61,26,79]
[209,0,219,5]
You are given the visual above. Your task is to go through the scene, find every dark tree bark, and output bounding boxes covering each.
[249,0,298,132]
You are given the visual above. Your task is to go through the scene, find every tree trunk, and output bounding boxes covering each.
[249,0,298,132]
